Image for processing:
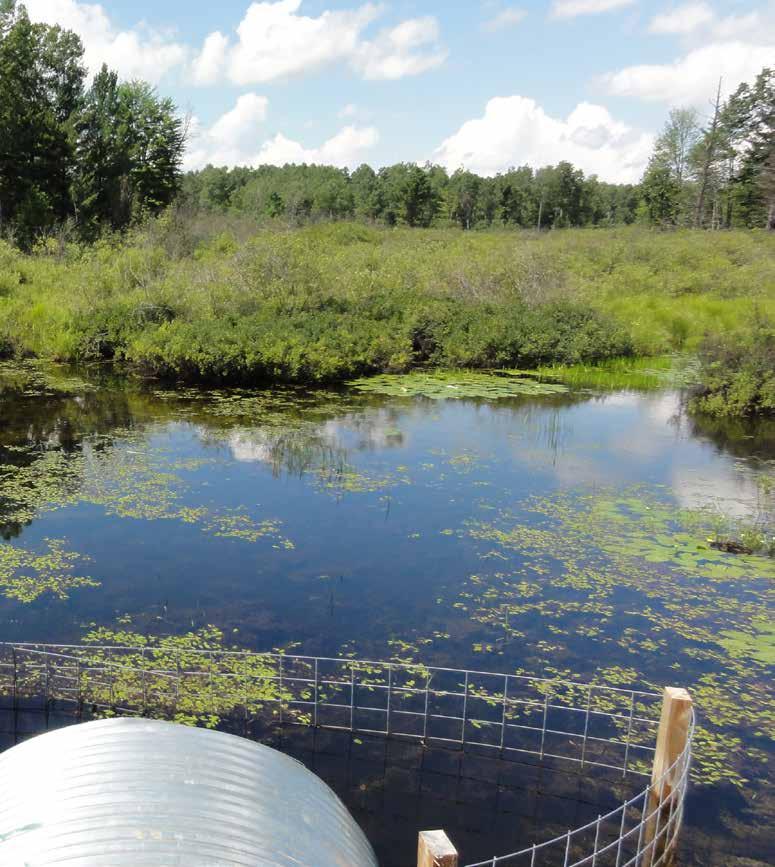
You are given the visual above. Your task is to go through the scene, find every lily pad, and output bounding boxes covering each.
[348,371,568,400]
[719,619,775,666]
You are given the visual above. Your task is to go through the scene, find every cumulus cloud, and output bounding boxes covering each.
[351,17,447,80]
[603,40,775,104]
[184,95,378,170]
[184,93,269,169]
[255,125,379,166]
[648,2,714,35]
[551,0,635,18]
[227,0,378,84]
[432,96,653,183]
[191,31,229,85]
[25,0,186,83]
[192,0,445,86]
[483,7,528,32]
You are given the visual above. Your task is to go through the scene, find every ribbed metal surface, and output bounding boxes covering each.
[0,717,378,866]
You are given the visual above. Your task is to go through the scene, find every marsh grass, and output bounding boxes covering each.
[515,356,679,391]
[0,222,772,386]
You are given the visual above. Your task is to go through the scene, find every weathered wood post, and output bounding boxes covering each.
[642,687,693,867]
[418,830,458,867]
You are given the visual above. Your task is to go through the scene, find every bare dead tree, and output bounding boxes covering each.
[694,78,724,229]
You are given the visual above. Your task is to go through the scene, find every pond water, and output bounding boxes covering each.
[1,363,773,866]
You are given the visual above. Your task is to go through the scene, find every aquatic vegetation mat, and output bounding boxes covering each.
[0,538,97,602]
[0,428,295,581]
[0,360,95,398]
[444,486,774,789]
[348,372,569,400]
[510,356,699,392]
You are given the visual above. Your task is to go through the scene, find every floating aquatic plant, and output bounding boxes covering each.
[719,619,775,666]
[0,360,94,398]
[0,538,98,602]
[453,485,775,788]
[0,433,295,557]
[348,371,569,400]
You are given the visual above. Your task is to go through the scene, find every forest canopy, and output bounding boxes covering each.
[0,0,185,248]
[0,0,772,248]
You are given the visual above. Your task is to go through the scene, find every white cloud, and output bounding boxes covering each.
[192,0,445,85]
[711,11,763,40]
[483,7,527,32]
[352,17,447,80]
[338,103,358,118]
[255,125,379,167]
[24,0,186,83]
[432,96,653,183]
[184,93,269,169]
[191,31,229,85]
[184,95,378,170]
[551,0,635,19]
[227,0,379,84]
[648,2,714,35]
[603,40,775,104]
[647,3,770,39]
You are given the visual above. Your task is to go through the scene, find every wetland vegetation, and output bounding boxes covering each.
[1,222,773,421]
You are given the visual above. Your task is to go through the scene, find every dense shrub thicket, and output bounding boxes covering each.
[691,322,775,418]
[1,221,773,390]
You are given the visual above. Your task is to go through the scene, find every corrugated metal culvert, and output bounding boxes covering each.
[0,717,378,866]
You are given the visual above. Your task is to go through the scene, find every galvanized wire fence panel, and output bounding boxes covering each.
[464,707,693,867]
[0,643,694,867]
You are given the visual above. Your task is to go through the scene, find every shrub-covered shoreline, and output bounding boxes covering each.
[1,221,773,410]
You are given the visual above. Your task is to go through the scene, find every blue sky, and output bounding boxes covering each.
[24,0,775,181]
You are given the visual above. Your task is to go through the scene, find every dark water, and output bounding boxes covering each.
[1,366,773,866]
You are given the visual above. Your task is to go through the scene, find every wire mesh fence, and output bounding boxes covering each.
[0,643,694,867]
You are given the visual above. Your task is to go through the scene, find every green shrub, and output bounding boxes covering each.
[691,321,775,417]
[0,219,772,394]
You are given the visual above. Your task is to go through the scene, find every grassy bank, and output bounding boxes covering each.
[1,220,773,389]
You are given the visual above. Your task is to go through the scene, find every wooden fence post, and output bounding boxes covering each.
[642,687,692,867]
[418,830,458,867]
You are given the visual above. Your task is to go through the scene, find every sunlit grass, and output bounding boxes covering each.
[514,356,686,391]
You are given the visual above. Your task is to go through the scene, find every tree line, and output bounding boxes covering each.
[0,0,185,248]
[182,67,773,233]
[0,0,771,248]
[181,161,642,230]
[642,68,774,230]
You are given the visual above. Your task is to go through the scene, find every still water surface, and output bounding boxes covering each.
[1,365,773,866]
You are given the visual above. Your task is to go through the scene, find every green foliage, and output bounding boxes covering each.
[348,371,569,400]
[641,165,682,226]
[691,320,775,417]
[641,66,774,230]
[0,3,85,247]
[182,160,641,230]
[0,9,184,247]
[522,356,682,391]
[0,222,773,397]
